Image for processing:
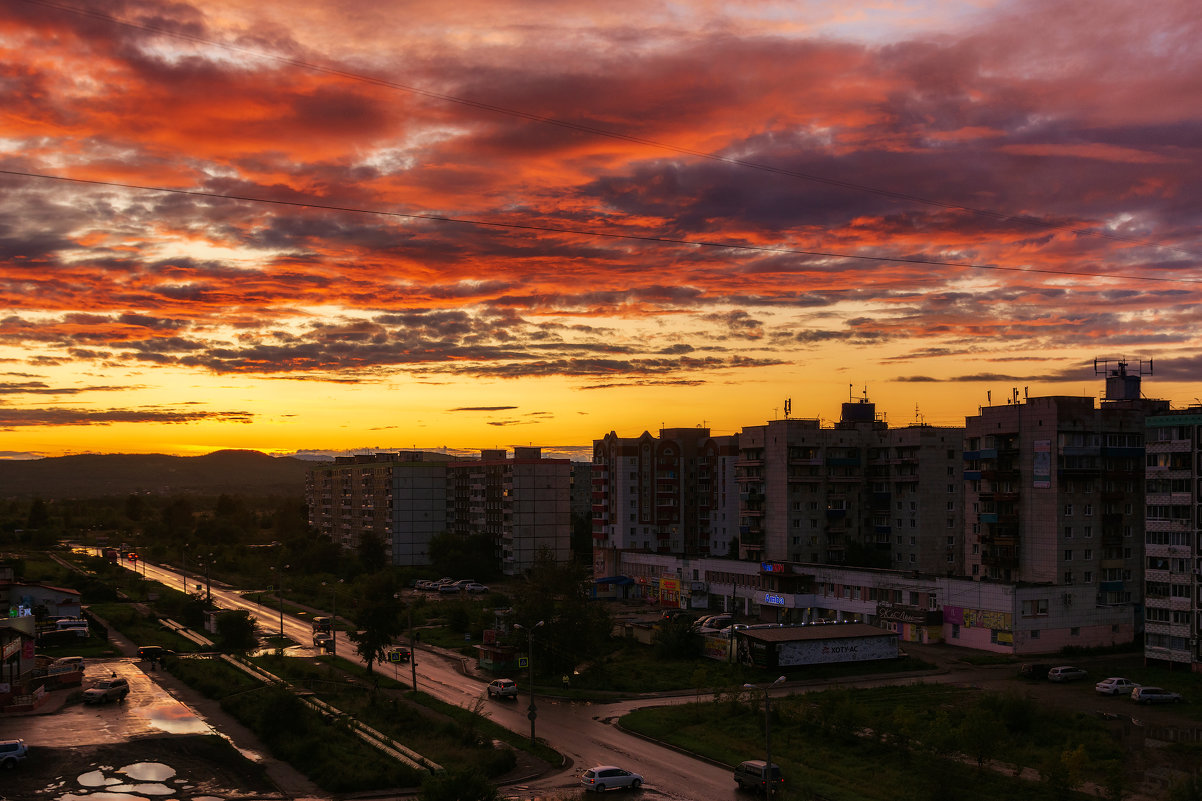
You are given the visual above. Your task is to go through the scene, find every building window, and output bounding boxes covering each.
[1031,629,1040,639]
[1084,526,1093,538]
[1063,571,1073,584]
[1064,526,1072,538]
[1064,550,1072,560]
[1084,571,1093,582]
[1084,549,1092,560]
[1084,504,1093,516]
[1063,504,1073,516]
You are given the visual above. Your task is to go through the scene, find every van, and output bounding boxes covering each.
[54,619,89,637]
[312,616,333,633]
[733,759,783,794]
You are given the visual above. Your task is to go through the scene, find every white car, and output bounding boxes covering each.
[487,678,518,699]
[1095,677,1139,696]
[580,765,643,792]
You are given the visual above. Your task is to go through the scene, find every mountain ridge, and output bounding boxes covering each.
[0,450,327,499]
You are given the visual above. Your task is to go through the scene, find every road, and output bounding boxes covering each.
[116,557,765,799]
[108,557,1198,801]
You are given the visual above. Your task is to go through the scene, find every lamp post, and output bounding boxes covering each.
[271,563,289,637]
[181,543,188,595]
[514,620,544,743]
[323,579,344,655]
[744,676,787,798]
[204,552,213,603]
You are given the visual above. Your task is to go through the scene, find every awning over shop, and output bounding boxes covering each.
[594,576,634,585]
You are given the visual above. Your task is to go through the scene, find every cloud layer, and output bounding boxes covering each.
[1,0,1200,453]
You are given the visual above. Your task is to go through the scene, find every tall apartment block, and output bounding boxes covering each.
[306,447,570,575]
[446,447,571,573]
[591,428,741,563]
[306,451,452,565]
[963,367,1167,599]
[1144,406,1202,671]
[737,399,963,573]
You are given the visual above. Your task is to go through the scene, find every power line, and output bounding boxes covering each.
[18,0,1199,261]
[4,168,1199,285]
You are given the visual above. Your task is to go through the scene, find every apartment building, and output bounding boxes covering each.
[306,447,570,574]
[306,451,454,566]
[963,386,1165,596]
[591,428,741,560]
[736,399,963,574]
[1144,407,1202,671]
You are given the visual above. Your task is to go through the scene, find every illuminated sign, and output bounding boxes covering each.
[761,562,785,573]
[764,593,786,606]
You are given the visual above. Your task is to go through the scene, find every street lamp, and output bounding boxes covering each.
[181,543,189,595]
[323,579,344,655]
[743,676,787,798]
[513,620,544,743]
[270,563,289,637]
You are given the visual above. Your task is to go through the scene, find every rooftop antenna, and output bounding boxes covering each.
[987,390,992,406]
[784,398,792,419]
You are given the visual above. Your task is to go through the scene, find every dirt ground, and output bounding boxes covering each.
[6,734,285,800]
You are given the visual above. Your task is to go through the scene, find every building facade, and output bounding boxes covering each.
[306,447,570,574]
[1144,407,1202,671]
[736,400,963,574]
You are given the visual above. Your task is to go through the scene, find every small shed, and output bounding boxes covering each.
[734,623,899,669]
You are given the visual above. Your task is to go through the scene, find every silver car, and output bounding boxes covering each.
[581,765,643,792]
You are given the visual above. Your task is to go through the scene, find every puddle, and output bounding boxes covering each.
[144,701,212,735]
[121,762,177,782]
[61,762,224,801]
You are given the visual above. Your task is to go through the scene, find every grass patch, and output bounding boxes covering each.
[622,684,1118,801]
[248,653,535,778]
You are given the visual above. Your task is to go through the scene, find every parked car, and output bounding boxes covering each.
[487,678,519,699]
[733,759,783,793]
[1095,677,1139,696]
[83,677,130,704]
[48,656,84,672]
[580,765,643,792]
[1132,686,1185,704]
[1047,666,1088,682]
[464,582,490,593]
[0,738,28,768]
[696,615,734,634]
[437,583,461,594]
[1018,663,1051,680]
[136,646,175,662]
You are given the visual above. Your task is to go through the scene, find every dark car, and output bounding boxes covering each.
[1019,663,1050,680]
[83,677,130,704]
[137,646,175,663]
[734,759,783,794]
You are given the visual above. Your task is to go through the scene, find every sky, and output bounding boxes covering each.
[1,0,1200,460]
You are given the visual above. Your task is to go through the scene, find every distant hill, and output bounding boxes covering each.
[0,450,328,499]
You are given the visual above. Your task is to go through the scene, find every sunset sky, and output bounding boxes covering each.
[2,0,1200,460]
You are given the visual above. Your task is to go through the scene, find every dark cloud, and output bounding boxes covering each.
[0,407,254,427]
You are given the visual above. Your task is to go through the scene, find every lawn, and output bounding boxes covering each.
[621,683,1128,801]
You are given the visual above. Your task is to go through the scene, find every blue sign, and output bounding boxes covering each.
[764,593,786,606]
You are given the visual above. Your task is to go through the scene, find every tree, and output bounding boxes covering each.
[346,573,407,675]
[508,550,613,676]
[428,532,498,581]
[215,610,258,655]
[418,768,499,801]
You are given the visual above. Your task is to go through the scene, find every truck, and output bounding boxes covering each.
[102,548,119,562]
